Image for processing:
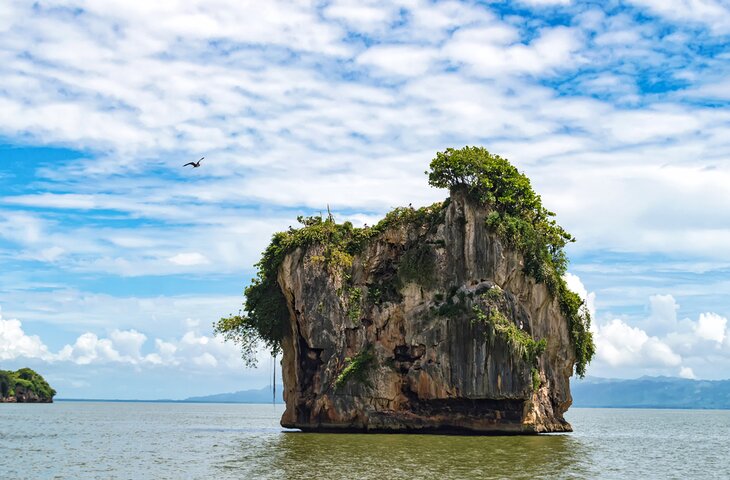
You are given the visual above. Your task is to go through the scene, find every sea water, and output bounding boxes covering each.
[1,402,728,479]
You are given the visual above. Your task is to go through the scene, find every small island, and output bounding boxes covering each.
[217,147,595,434]
[0,368,56,403]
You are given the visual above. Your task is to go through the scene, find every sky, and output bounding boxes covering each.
[0,0,729,399]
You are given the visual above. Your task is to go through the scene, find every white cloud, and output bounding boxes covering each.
[168,252,209,266]
[0,311,54,361]
[0,205,289,276]
[0,0,728,282]
[594,318,682,368]
[628,0,730,34]
[520,0,571,5]
[145,339,179,366]
[679,366,696,379]
[0,305,260,371]
[0,212,44,244]
[57,333,122,365]
[192,352,218,368]
[649,295,679,324]
[357,45,439,76]
[444,25,582,77]
[37,246,66,262]
[324,0,398,33]
[688,79,730,101]
[602,108,701,143]
[0,290,243,341]
[694,312,727,344]
[184,318,201,330]
[109,329,147,358]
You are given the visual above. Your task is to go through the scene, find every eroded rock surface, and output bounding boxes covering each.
[0,386,53,403]
[278,190,574,433]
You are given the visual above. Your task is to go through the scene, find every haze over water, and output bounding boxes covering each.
[2,403,727,479]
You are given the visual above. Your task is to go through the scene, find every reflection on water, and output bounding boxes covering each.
[223,428,590,479]
[217,407,730,480]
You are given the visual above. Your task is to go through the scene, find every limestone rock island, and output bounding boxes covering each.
[217,147,595,434]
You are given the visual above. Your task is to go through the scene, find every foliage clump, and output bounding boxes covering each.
[472,301,546,366]
[375,202,448,233]
[428,146,594,377]
[346,287,363,321]
[557,286,595,378]
[335,347,375,390]
[0,368,56,400]
[532,368,541,392]
[397,243,437,288]
[431,286,469,318]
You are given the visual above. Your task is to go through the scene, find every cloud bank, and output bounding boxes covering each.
[567,275,730,379]
[0,307,261,371]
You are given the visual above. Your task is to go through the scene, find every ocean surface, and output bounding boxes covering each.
[2,403,728,479]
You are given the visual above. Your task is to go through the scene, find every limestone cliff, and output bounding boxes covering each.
[278,189,575,433]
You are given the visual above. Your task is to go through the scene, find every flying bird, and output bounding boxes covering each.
[183,157,204,168]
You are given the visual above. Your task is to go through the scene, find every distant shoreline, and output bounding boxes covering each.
[572,405,730,411]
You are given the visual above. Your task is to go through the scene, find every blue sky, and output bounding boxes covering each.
[1,0,730,399]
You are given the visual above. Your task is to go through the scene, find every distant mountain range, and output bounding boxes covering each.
[183,385,284,404]
[571,376,730,409]
[56,385,284,404]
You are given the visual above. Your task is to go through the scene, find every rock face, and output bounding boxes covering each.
[278,189,575,433]
[0,386,53,403]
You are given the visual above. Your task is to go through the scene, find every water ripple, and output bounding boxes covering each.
[1,403,728,479]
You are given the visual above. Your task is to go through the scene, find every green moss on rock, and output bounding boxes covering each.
[335,347,376,390]
[472,302,547,367]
